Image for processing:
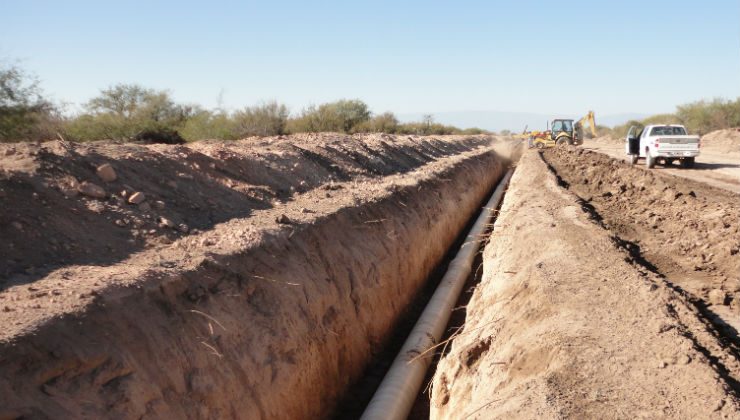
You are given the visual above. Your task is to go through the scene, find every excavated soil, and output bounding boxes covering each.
[0,134,514,419]
[431,149,740,419]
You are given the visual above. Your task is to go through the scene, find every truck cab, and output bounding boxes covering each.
[625,124,700,169]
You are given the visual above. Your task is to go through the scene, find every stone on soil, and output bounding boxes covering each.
[78,181,106,199]
[128,192,145,204]
[96,163,117,182]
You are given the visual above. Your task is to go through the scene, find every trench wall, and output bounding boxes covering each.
[0,149,506,419]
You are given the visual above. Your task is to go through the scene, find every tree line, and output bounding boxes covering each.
[0,63,488,143]
[605,98,740,137]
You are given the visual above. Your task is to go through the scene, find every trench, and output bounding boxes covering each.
[332,166,511,420]
[0,146,515,419]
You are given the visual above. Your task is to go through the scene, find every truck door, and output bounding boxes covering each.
[627,126,640,155]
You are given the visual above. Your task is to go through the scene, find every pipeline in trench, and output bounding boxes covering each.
[333,169,514,420]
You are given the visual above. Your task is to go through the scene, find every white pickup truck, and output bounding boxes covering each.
[625,124,700,168]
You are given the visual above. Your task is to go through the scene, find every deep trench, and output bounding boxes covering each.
[331,167,511,419]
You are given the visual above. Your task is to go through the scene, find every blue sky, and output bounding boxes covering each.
[2,0,739,127]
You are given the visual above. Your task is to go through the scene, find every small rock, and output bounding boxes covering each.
[114,219,126,227]
[714,400,726,412]
[657,360,667,369]
[678,354,691,365]
[158,217,175,228]
[300,208,313,214]
[96,163,117,182]
[731,296,740,314]
[78,182,106,199]
[11,221,23,230]
[166,181,178,189]
[138,202,151,211]
[177,223,189,233]
[128,192,145,204]
[323,183,343,191]
[708,289,727,306]
[276,214,291,224]
[154,200,166,210]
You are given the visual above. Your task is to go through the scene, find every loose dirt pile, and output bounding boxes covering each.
[0,133,492,285]
[431,150,740,419]
[0,134,513,419]
[701,129,740,154]
[545,147,740,303]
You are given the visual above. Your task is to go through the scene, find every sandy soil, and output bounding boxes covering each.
[431,149,740,419]
[0,134,512,419]
[584,130,740,194]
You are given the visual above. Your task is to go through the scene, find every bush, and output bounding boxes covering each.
[286,99,370,133]
[64,84,192,141]
[180,109,236,141]
[676,98,740,135]
[0,63,60,142]
[232,101,289,137]
[134,128,185,145]
[351,112,399,133]
[608,98,740,137]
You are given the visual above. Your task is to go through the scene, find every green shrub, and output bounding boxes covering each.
[64,84,192,141]
[351,112,399,133]
[180,109,236,141]
[0,63,60,142]
[608,98,740,137]
[286,99,370,133]
[232,101,289,137]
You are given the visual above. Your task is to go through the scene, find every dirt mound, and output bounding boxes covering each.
[0,134,513,418]
[702,129,740,154]
[431,150,740,418]
[544,147,740,299]
[0,133,490,286]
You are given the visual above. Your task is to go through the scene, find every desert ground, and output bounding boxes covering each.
[1,130,738,419]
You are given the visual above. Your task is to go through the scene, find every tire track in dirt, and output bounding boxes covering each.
[541,148,740,395]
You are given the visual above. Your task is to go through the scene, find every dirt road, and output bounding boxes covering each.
[585,134,740,194]
[432,148,740,419]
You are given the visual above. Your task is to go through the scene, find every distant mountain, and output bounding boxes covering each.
[397,111,649,132]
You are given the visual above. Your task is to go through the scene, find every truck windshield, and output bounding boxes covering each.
[650,126,686,136]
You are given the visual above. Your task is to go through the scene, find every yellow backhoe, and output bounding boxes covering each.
[530,111,597,149]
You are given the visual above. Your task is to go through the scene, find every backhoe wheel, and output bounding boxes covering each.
[556,138,569,146]
[535,142,545,150]
[629,154,638,165]
[645,151,655,169]
[681,157,695,168]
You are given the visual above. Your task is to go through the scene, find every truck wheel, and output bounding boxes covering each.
[681,157,695,168]
[645,151,655,169]
[665,158,675,166]
[629,154,638,165]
